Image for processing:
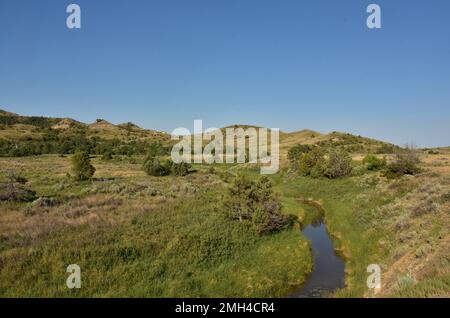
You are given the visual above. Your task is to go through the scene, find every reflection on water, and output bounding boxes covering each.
[289,219,345,298]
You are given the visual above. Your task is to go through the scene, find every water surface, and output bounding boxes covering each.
[290,219,345,297]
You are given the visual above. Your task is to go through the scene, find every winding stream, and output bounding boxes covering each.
[290,217,346,297]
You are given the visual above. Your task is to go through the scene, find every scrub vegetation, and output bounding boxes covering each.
[0,109,448,298]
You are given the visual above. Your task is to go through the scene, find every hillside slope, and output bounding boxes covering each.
[0,108,170,143]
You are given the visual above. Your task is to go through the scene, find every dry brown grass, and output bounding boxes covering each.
[374,173,450,296]
[0,155,223,256]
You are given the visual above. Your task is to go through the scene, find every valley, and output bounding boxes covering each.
[0,109,449,297]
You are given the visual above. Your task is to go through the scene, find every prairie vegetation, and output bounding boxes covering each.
[0,155,312,297]
[279,144,449,297]
[0,109,448,298]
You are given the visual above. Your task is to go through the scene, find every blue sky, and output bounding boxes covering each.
[0,0,449,147]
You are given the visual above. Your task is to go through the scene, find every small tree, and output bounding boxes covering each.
[145,142,167,161]
[224,175,294,235]
[387,145,421,177]
[171,162,191,176]
[143,157,172,176]
[298,147,324,176]
[362,154,386,171]
[71,151,95,181]
[324,148,353,179]
[288,144,313,164]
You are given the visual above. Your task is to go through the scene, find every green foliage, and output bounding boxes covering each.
[386,147,421,177]
[287,144,313,163]
[0,114,58,128]
[0,128,169,158]
[296,147,353,179]
[298,147,325,176]
[324,148,353,179]
[362,154,387,171]
[143,157,172,176]
[143,143,189,177]
[0,185,312,297]
[376,144,397,154]
[224,175,295,235]
[71,151,96,181]
[145,142,167,160]
[171,162,191,176]
[101,151,113,161]
[0,169,36,202]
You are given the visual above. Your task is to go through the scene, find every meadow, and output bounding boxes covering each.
[0,156,313,297]
[0,110,449,298]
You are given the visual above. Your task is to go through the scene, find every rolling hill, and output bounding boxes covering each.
[0,108,170,143]
[0,108,398,161]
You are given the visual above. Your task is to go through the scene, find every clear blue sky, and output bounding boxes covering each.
[1,0,449,147]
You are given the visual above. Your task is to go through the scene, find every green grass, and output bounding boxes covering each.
[0,157,313,297]
[274,175,395,297]
[1,155,449,298]
[391,274,450,298]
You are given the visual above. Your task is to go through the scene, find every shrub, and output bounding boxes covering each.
[439,192,450,203]
[171,162,191,176]
[101,151,113,161]
[71,151,96,181]
[143,157,172,176]
[298,147,324,176]
[287,144,313,163]
[324,148,353,179]
[208,166,216,174]
[386,146,421,177]
[296,147,352,179]
[145,142,167,161]
[4,169,28,184]
[310,161,327,178]
[0,169,36,202]
[224,175,295,235]
[0,183,36,202]
[375,144,397,154]
[362,154,387,171]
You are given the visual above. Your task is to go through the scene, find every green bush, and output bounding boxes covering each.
[143,157,172,176]
[386,147,421,177]
[296,147,352,179]
[101,151,113,161]
[362,154,387,171]
[171,162,191,176]
[310,161,327,178]
[298,147,324,176]
[287,144,313,163]
[375,144,397,154]
[324,148,353,179]
[71,151,96,181]
[224,175,295,235]
[0,170,36,202]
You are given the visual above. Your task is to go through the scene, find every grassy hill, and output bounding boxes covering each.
[212,124,397,167]
[0,108,172,157]
[0,108,170,143]
[1,108,448,298]
[0,109,398,165]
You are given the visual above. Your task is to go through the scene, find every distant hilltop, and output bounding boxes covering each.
[0,108,170,142]
[0,107,399,159]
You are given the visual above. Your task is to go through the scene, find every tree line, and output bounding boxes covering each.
[0,129,169,157]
